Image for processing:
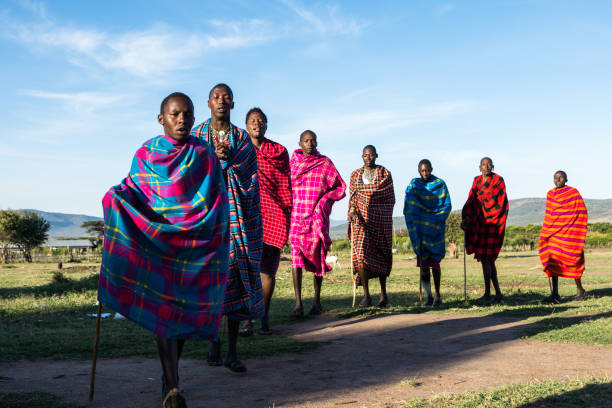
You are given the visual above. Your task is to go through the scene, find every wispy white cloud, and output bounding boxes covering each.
[1,8,275,78]
[20,90,120,105]
[207,19,277,47]
[19,89,123,117]
[281,0,366,36]
[289,100,476,139]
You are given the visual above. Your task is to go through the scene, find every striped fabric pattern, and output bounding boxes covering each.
[98,135,230,340]
[192,120,264,321]
[289,149,346,276]
[461,173,509,262]
[404,176,452,263]
[539,186,588,279]
[348,166,395,280]
[256,138,292,249]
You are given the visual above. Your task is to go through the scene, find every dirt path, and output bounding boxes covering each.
[1,313,610,407]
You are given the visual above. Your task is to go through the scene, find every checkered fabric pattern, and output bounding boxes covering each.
[98,135,230,340]
[461,173,509,262]
[289,149,346,276]
[256,138,292,249]
[348,166,395,282]
[539,186,588,279]
[192,120,264,321]
[404,175,452,263]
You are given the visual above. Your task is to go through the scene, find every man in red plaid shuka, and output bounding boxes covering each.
[246,107,291,334]
[461,157,509,304]
[348,145,395,308]
[289,130,346,317]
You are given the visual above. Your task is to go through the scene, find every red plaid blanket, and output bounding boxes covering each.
[462,173,509,261]
[257,138,292,248]
[348,166,395,280]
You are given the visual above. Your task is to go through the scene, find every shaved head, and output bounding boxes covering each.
[208,83,233,100]
[300,130,317,141]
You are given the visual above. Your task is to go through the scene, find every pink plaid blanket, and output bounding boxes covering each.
[289,149,346,275]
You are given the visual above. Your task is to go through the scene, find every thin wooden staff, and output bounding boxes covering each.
[89,302,102,401]
[463,238,467,302]
[350,222,357,307]
[419,273,423,303]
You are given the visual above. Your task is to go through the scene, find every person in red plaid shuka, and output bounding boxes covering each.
[461,157,509,304]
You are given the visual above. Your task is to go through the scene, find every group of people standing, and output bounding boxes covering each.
[97,84,589,408]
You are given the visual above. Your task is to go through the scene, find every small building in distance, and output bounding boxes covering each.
[45,239,95,252]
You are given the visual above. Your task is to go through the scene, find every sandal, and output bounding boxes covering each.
[207,344,222,367]
[475,294,492,304]
[162,390,187,408]
[491,294,504,304]
[574,292,587,301]
[290,306,304,318]
[259,316,272,335]
[358,297,372,308]
[542,294,562,304]
[309,304,323,315]
[376,298,389,308]
[224,358,247,373]
[238,320,254,337]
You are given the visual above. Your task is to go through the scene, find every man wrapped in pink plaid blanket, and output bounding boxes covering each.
[289,130,346,317]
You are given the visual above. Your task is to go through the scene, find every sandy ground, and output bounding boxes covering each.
[1,313,610,407]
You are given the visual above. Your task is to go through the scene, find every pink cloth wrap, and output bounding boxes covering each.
[289,149,346,276]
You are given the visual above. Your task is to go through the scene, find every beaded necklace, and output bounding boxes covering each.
[363,166,377,184]
[209,122,231,147]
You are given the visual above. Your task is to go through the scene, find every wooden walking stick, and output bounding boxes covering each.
[463,239,467,302]
[419,274,423,303]
[89,302,102,401]
[350,222,357,307]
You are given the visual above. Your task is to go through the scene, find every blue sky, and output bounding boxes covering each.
[1,0,611,219]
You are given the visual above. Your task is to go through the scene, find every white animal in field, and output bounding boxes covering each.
[326,255,341,268]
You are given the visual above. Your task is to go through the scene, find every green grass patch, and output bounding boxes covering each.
[0,263,317,361]
[0,391,80,408]
[319,249,612,346]
[402,377,612,407]
[1,249,611,361]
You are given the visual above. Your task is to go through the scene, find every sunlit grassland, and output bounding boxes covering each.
[401,376,612,408]
[0,248,610,362]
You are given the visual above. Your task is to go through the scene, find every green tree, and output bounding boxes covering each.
[445,211,463,258]
[0,210,20,263]
[445,211,463,244]
[81,220,104,245]
[10,211,51,262]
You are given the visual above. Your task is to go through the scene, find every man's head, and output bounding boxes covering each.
[418,159,432,181]
[246,107,267,139]
[158,92,195,142]
[362,145,377,168]
[299,130,317,156]
[208,83,234,120]
[479,157,494,177]
[554,170,568,188]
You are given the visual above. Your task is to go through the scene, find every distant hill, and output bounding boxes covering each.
[329,197,612,239]
[20,197,612,239]
[20,209,102,238]
[507,198,612,226]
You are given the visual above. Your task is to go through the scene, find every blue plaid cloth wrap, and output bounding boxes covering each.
[403,176,452,262]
